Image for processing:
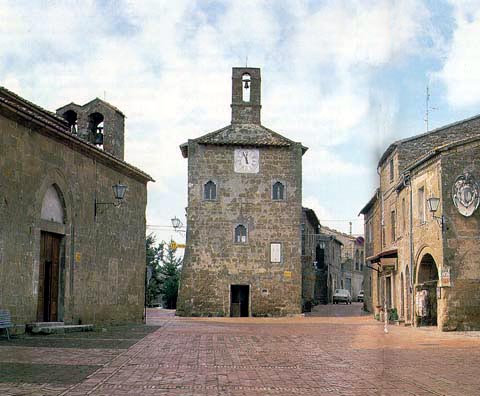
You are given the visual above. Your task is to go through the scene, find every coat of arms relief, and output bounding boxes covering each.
[452,172,480,217]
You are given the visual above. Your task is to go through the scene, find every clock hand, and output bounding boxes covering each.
[243,152,249,164]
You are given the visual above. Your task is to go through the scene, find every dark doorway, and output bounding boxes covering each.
[230,285,249,317]
[416,254,439,326]
[37,232,61,322]
[385,276,392,309]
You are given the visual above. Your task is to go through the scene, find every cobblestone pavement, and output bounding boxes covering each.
[1,305,480,395]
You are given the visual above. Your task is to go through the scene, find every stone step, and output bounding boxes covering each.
[28,322,65,328]
[28,324,94,335]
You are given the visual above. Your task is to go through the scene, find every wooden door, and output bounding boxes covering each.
[37,232,61,322]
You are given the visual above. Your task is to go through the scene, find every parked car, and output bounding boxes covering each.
[333,289,352,304]
[357,290,365,302]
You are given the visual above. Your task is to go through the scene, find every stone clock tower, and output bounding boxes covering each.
[176,67,307,317]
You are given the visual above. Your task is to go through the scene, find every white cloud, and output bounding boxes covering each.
[436,1,480,108]
[303,149,368,179]
[303,196,363,235]
[0,1,434,241]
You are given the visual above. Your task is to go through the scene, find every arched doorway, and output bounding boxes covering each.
[416,254,439,326]
[38,184,66,322]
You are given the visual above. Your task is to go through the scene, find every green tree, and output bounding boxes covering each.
[158,240,182,309]
[145,234,164,307]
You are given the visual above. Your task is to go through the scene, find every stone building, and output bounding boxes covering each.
[176,67,307,317]
[360,189,380,313]
[360,115,480,330]
[315,233,343,304]
[320,226,364,300]
[0,87,152,327]
[301,207,320,311]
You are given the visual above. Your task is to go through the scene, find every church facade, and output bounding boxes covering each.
[176,68,307,317]
[0,87,152,327]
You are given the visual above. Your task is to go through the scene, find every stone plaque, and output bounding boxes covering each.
[441,267,451,287]
[270,243,281,263]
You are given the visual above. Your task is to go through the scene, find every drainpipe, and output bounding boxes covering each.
[404,172,415,323]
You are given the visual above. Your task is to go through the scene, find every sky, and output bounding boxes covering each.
[2,0,480,244]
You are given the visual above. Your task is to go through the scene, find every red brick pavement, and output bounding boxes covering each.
[2,305,480,395]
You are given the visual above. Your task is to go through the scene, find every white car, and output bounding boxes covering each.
[333,289,352,304]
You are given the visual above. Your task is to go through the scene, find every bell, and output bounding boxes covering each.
[94,132,104,145]
[244,80,250,89]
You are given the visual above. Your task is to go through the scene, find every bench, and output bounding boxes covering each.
[0,309,12,340]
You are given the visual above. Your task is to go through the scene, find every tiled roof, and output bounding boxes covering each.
[181,123,307,157]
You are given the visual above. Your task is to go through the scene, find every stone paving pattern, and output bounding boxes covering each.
[1,306,480,395]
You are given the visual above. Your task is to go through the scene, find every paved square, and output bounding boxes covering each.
[1,306,479,395]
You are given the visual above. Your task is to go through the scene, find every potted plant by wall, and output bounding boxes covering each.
[388,307,399,324]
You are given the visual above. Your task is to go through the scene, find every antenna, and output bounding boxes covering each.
[245,55,248,67]
[424,84,438,133]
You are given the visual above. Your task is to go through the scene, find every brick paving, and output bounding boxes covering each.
[1,305,480,395]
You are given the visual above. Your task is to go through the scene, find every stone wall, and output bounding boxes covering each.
[0,113,148,325]
[440,141,480,330]
[177,142,303,317]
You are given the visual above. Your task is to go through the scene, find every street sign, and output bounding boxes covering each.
[169,242,186,249]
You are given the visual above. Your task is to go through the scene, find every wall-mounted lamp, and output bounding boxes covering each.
[171,216,185,234]
[95,183,127,218]
[427,196,444,230]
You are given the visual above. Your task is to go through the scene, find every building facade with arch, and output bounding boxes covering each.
[361,115,480,331]
[0,87,152,327]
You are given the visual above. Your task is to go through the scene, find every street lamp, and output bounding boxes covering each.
[95,182,128,218]
[171,216,185,233]
[427,196,444,230]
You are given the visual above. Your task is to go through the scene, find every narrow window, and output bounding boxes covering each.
[382,224,386,248]
[235,224,247,243]
[272,181,285,200]
[418,187,425,223]
[242,73,251,102]
[402,197,406,234]
[368,220,372,243]
[301,224,305,255]
[391,210,396,242]
[389,158,394,182]
[204,180,217,200]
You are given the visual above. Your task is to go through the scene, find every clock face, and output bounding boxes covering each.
[234,148,259,173]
